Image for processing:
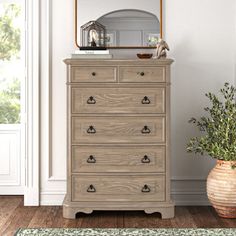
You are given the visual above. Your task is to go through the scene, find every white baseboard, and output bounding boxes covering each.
[40,191,66,205]
[40,180,210,206]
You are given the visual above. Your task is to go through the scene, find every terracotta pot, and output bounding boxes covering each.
[207,160,236,218]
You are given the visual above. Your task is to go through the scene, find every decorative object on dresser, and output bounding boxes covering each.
[80,21,106,49]
[137,54,153,59]
[63,58,174,219]
[187,83,236,219]
[154,39,170,59]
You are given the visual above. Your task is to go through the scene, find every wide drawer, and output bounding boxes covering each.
[71,87,165,114]
[71,175,165,202]
[71,66,117,83]
[119,66,165,83]
[71,117,165,144]
[71,146,165,173]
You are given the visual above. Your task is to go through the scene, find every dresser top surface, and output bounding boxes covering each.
[64,58,174,66]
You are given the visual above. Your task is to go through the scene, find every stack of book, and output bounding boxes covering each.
[71,49,112,59]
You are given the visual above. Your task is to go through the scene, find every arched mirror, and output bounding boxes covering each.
[75,0,162,49]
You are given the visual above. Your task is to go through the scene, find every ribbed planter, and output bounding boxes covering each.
[207,160,236,218]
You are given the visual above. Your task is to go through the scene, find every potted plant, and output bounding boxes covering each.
[187,83,236,218]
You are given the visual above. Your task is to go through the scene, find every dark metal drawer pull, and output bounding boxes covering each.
[87,185,96,193]
[141,155,151,163]
[142,185,151,193]
[87,96,96,104]
[141,126,151,134]
[137,72,145,76]
[87,155,96,163]
[91,72,96,76]
[142,96,151,104]
[87,126,96,134]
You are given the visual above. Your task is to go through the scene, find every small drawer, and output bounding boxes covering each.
[71,146,165,173]
[71,175,165,202]
[71,116,165,144]
[71,66,117,83]
[119,66,165,83]
[71,87,165,114]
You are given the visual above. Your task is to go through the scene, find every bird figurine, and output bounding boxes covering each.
[154,38,170,59]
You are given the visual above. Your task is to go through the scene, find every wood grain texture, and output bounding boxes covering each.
[0,196,22,232]
[64,59,174,67]
[71,146,165,173]
[1,197,236,235]
[71,66,117,83]
[119,66,165,83]
[71,87,165,114]
[71,116,165,144]
[71,175,165,202]
[64,59,173,219]
[0,198,37,236]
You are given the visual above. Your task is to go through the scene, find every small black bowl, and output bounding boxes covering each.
[137,53,153,59]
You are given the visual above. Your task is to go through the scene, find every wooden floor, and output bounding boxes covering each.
[0,196,236,236]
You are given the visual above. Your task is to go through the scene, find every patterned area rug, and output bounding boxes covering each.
[15,228,236,236]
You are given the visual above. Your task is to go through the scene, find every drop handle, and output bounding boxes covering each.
[141,155,151,163]
[142,96,151,104]
[141,125,151,134]
[141,184,151,193]
[87,155,96,163]
[87,185,96,193]
[87,96,96,104]
[87,126,96,134]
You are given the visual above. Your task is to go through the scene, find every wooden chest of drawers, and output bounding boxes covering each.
[63,59,174,219]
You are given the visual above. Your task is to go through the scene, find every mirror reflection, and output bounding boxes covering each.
[97,9,160,47]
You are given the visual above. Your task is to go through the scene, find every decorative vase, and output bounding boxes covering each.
[207,160,236,218]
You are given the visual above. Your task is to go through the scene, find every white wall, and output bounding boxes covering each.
[40,0,236,205]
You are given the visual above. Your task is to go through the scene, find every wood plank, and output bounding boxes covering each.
[1,197,236,232]
[0,196,22,231]
[123,211,173,228]
[208,206,236,228]
[28,206,60,228]
[53,207,83,228]
[0,198,37,236]
[171,207,196,228]
[188,206,225,228]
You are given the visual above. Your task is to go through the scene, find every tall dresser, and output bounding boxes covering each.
[63,58,174,219]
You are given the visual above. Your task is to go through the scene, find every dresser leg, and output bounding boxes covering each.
[63,205,94,219]
[144,206,175,219]
[63,206,77,219]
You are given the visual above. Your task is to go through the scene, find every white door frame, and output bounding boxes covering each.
[24,0,40,206]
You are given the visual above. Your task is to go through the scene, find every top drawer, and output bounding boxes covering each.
[71,66,117,83]
[119,66,165,83]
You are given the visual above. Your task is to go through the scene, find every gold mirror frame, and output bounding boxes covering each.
[75,0,163,49]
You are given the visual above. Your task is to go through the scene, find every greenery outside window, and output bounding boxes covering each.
[0,2,23,124]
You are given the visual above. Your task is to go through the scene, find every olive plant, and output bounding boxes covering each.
[187,83,236,162]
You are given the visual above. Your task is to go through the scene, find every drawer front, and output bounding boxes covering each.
[71,87,165,114]
[72,175,165,202]
[71,146,165,173]
[71,117,165,144]
[119,66,165,83]
[71,66,117,83]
